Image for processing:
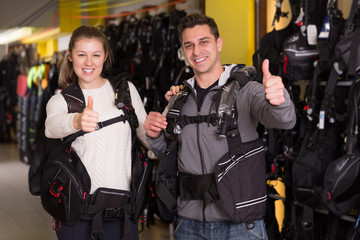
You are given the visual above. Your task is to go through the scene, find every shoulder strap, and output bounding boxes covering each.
[166,65,254,154]
[166,85,192,136]
[344,0,359,37]
[217,66,254,155]
[345,79,360,153]
[110,72,139,131]
[60,74,137,144]
[60,83,87,143]
[167,65,255,137]
[216,65,255,116]
[61,82,86,113]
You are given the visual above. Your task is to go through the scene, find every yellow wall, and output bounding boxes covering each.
[37,39,58,60]
[58,0,82,32]
[84,0,108,26]
[206,0,255,65]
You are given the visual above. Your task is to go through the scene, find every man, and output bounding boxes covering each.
[144,13,296,240]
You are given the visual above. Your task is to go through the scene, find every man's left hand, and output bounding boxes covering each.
[262,59,285,106]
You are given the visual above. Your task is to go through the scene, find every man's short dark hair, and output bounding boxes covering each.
[177,13,220,44]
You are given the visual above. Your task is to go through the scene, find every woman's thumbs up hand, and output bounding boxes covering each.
[73,96,99,132]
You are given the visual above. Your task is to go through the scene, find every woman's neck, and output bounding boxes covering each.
[78,77,106,89]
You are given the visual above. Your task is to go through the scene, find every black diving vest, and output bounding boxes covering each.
[155,65,267,223]
[39,72,153,240]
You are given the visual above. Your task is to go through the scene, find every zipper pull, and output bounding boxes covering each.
[319,109,325,129]
[355,214,360,230]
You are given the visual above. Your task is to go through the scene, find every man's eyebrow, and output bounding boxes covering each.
[183,37,211,45]
[199,37,211,41]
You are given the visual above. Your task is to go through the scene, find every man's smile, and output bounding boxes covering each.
[194,56,207,63]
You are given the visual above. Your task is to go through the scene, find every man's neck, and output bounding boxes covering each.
[194,64,224,88]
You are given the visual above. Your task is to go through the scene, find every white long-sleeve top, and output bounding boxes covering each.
[45,80,149,194]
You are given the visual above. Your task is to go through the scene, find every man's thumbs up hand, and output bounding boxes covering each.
[262,59,285,106]
[73,96,99,132]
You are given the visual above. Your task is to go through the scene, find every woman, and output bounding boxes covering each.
[45,25,149,240]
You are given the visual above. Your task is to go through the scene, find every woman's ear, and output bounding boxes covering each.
[67,50,72,62]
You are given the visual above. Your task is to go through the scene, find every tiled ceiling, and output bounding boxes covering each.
[0,0,57,29]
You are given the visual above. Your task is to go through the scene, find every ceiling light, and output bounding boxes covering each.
[0,27,33,45]
[21,27,61,44]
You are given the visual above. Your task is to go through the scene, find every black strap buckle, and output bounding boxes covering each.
[49,181,64,198]
[91,231,105,240]
[102,208,123,219]
[95,122,103,131]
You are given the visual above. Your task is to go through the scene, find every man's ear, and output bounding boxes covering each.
[217,36,223,52]
[67,50,72,62]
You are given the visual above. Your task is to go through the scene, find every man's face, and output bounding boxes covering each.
[181,24,223,77]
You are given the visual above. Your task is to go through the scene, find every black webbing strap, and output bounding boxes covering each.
[89,205,133,240]
[301,205,314,230]
[325,67,340,98]
[290,202,297,230]
[84,190,133,240]
[166,86,191,135]
[346,80,360,153]
[156,179,177,213]
[95,115,126,130]
[63,115,127,144]
[176,114,218,129]
[328,213,341,240]
[320,67,340,123]
[218,102,244,155]
[226,123,244,155]
[156,139,178,214]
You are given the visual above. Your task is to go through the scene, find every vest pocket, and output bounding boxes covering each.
[215,138,267,222]
[40,149,91,225]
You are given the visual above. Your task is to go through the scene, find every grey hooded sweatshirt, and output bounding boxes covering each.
[147,64,296,222]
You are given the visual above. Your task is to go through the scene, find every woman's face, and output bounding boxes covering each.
[68,37,106,89]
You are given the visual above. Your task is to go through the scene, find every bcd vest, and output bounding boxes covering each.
[40,72,153,240]
[155,65,267,223]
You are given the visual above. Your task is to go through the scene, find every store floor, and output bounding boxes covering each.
[0,142,173,240]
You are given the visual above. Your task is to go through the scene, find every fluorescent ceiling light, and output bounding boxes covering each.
[0,27,33,45]
[22,27,63,44]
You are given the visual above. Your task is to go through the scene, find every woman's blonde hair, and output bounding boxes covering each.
[58,26,113,88]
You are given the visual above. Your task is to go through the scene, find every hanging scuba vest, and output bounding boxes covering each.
[321,78,360,216]
[37,72,153,240]
[155,65,267,223]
